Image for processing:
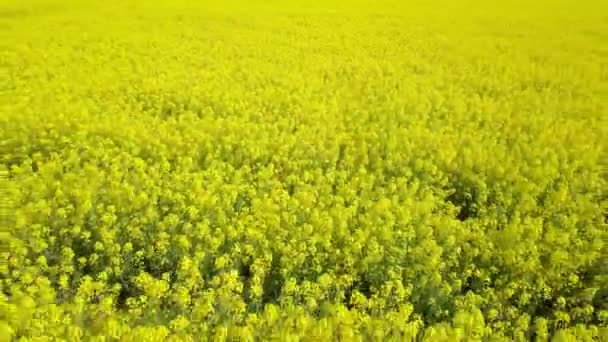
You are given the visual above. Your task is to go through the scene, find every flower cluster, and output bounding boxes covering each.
[1,0,607,340]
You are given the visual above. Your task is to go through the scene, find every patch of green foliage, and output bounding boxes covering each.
[1,0,607,340]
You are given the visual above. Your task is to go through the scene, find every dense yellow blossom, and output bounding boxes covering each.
[1,0,607,340]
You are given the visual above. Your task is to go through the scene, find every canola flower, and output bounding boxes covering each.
[1,0,607,340]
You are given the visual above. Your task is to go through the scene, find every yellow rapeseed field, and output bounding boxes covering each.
[1,0,607,340]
